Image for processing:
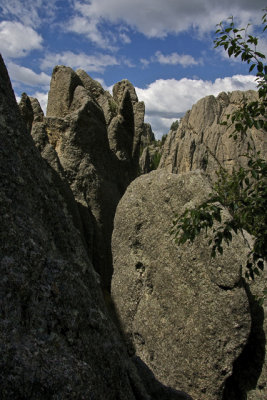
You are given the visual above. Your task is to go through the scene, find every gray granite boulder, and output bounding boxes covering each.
[111,169,252,400]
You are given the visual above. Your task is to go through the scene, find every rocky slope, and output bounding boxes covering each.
[0,55,193,400]
[159,90,267,181]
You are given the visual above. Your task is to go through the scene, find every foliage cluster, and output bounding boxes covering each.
[109,99,118,117]
[161,133,168,145]
[150,151,162,170]
[170,120,179,132]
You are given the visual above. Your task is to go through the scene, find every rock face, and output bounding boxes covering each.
[107,79,150,175]
[21,67,154,290]
[158,91,267,399]
[0,55,194,400]
[18,92,44,133]
[160,91,267,181]
[111,169,252,400]
[139,144,162,174]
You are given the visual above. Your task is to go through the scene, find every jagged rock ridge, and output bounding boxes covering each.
[159,90,267,181]
[20,66,155,290]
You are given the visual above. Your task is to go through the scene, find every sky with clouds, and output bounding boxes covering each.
[0,0,266,138]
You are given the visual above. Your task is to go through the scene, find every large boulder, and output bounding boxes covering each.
[111,169,252,400]
[159,91,267,181]
[0,54,193,400]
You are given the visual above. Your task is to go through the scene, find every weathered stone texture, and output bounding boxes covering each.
[45,72,122,288]
[112,169,252,400]
[76,68,115,125]
[46,65,83,118]
[19,92,44,133]
[0,54,134,400]
[40,67,154,289]
[158,90,267,399]
[160,91,267,181]
[1,54,193,400]
[112,79,148,165]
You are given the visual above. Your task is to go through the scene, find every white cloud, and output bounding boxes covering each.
[256,36,267,58]
[119,33,131,44]
[0,21,43,58]
[140,58,150,68]
[69,0,266,41]
[0,0,58,28]
[41,51,119,73]
[154,51,200,67]
[66,16,112,49]
[136,75,257,138]
[7,62,50,89]
[145,115,180,138]
[141,51,201,68]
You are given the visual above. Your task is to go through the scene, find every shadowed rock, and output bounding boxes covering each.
[19,93,44,133]
[0,54,193,400]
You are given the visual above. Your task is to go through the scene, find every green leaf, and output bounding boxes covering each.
[255,52,266,59]
[249,64,256,72]
[228,46,234,57]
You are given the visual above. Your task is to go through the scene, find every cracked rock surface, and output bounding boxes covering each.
[159,91,267,182]
[1,54,193,400]
[111,169,251,400]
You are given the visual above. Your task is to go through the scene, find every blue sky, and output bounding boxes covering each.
[0,0,266,138]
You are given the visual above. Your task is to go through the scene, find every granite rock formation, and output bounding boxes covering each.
[111,169,252,400]
[159,91,267,181]
[0,55,193,400]
[158,91,267,399]
[20,67,154,290]
[139,144,162,174]
[14,60,266,399]
[18,92,44,133]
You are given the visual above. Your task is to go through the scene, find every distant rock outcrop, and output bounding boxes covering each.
[18,92,44,133]
[1,55,192,400]
[159,91,267,180]
[111,169,252,400]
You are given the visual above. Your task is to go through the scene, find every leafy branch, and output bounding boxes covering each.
[215,11,267,138]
